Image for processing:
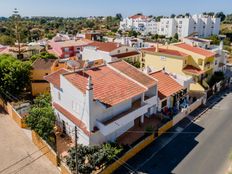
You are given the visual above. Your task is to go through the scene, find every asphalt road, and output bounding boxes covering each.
[0,109,59,174]
[115,90,232,174]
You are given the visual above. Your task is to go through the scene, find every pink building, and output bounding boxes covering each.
[48,39,93,59]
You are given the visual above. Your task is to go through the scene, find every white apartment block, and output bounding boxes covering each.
[120,14,221,38]
[45,61,158,145]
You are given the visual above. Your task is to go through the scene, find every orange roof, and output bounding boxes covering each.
[53,102,91,136]
[183,65,205,76]
[142,47,189,57]
[150,71,184,99]
[175,43,215,57]
[44,69,68,88]
[109,61,157,88]
[87,41,119,52]
[129,14,148,19]
[64,65,146,107]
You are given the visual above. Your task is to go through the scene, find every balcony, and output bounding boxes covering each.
[96,100,149,136]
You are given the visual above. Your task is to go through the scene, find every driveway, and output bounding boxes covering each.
[0,109,59,174]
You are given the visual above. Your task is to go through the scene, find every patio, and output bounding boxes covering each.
[117,115,162,146]
[55,128,74,158]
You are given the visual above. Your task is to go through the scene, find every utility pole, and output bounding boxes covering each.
[75,126,78,174]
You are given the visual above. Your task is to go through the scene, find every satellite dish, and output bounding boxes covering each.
[67,60,81,71]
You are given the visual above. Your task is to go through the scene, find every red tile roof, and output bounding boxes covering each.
[129,14,148,20]
[87,41,119,52]
[109,61,157,88]
[53,102,91,136]
[112,51,140,59]
[32,58,56,70]
[44,69,68,88]
[183,65,205,76]
[64,65,146,107]
[150,71,184,99]
[175,43,216,57]
[142,47,189,57]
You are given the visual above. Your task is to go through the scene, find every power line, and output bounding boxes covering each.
[0,145,47,174]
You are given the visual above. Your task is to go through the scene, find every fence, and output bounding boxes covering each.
[173,96,205,125]
[0,99,27,128]
[31,131,59,166]
[101,120,173,174]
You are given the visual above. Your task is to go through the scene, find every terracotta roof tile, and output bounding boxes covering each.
[150,71,184,99]
[183,65,205,76]
[87,41,119,52]
[109,61,157,88]
[112,51,140,59]
[53,102,91,136]
[44,69,68,88]
[175,43,215,57]
[129,14,148,19]
[64,65,146,107]
[32,58,56,70]
[142,47,189,57]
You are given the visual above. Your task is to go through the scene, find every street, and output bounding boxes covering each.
[0,109,59,174]
[115,89,232,174]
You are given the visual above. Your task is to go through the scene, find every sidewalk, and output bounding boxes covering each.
[0,110,59,174]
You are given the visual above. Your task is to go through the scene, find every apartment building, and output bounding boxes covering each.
[45,60,158,145]
[120,14,221,38]
[183,37,227,73]
[81,41,141,63]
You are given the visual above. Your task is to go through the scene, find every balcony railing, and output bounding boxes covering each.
[96,103,149,136]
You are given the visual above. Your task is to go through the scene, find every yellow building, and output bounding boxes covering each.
[31,59,57,96]
[141,43,216,92]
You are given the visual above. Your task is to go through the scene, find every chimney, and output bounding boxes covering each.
[86,76,93,132]
[156,43,159,52]
[86,76,93,91]
[165,42,168,49]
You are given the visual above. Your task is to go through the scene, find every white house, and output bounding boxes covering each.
[81,41,141,63]
[45,60,158,145]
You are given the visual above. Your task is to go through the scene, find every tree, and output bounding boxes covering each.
[128,30,138,37]
[0,35,15,45]
[170,14,176,18]
[215,12,226,22]
[30,52,57,62]
[174,33,179,40]
[0,54,31,100]
[208,35,220,45]
[26,94,56,142]
[116,13,123,21]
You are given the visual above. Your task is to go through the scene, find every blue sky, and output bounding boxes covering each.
[0,0,231,17]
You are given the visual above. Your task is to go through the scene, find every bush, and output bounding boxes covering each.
[66,143,123,174]
[26,94,56,143]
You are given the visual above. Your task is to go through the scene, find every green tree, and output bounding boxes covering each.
[215,12,226,21]
[0,54,31,100]
[174,33,179,40]
[30,52,57,62]
[208,35,220,45]
[26,94,56,142]
[0,35,15,45]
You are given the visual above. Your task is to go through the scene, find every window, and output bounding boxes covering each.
[117,50,121,54]
[58,92,61,100]
[64,47,69,52]
[126,48,128,52]
[198,59,203,66]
